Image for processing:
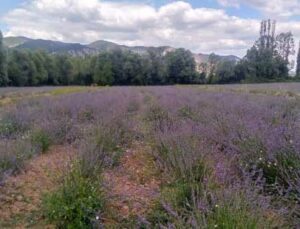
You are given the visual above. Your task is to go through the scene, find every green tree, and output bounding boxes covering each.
[71,57,93,85]
[0,30,8,86]
[143,50,166,85]
[56,55,74,85]
[276,32,295,62]
[93,53,114,85]
[239,46,288,81]
[109,49,126,85]
[44,54,59,85]
[165,48,197,84]
[7,51,27,86]
[31,51,48,85]
[296,41,300,78]
[207,53,221,84]
[235,19,290,82]
[7,50,39,86]
[214,60,237,83]
[256,19,276,52]
[123,52,144,85]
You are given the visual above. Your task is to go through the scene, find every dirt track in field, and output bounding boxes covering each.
[0,146,74,228]
[103,141,161,224]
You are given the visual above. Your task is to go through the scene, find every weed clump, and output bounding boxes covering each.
[42,160,105,228]
[31,129,51,153]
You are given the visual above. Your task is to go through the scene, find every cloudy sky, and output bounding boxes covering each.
[1,0,300,57]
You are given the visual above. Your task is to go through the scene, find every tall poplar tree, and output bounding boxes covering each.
[276,32,295,69]
[296,41,300,78]
[0,30,8,86]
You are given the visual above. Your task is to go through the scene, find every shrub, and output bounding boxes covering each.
[145,201,172,226]
[206,195,272,229]
[31,129,51,153]
[78,109,94,122]
[0,140,35,182]
[242,148,300,195]
[147,184,282,228]
[0,117,27,139]
[154,137,210,183]
[127,100,140,113]
[162,181,197,209]
[147,136,212,227]
[0,121,18,138]
[145,105,173,132]
[177,105,196,120]
[42,162,105,228]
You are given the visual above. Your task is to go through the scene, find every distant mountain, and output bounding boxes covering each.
[88,40,127,52]
[6,38,97,56]
[3,36,240,65]
[88,40,175,56]
[3,36,32,48]
[194,53,240,65]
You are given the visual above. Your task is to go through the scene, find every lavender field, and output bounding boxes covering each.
[0,84,299,228]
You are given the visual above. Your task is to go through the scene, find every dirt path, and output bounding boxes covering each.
[102,90,161,226]
[103,141,161,225]
[0,146,74,228]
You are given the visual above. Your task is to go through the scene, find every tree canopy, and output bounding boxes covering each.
[296,41,300,78]
[1,19,300,87]
[1,43,199,86]
[210,20,294,84]
[0,31,8,86]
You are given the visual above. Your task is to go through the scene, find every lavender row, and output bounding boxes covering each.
[144,86,300,227]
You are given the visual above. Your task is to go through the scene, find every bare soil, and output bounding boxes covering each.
[0,146,74,228]
[103,142,161,224]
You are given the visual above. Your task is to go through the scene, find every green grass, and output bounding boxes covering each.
[31,129,51,153]
[42,161,105,229]
[50,87,98,96]
[207,200,267,229]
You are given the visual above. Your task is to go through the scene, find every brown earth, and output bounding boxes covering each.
[103,142,161,224]
[0,146,75,228]
[0,130,161,227]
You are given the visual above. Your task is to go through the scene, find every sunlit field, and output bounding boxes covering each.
[0,83,299,228]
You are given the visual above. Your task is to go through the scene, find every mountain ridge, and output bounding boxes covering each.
[3,36,240,64]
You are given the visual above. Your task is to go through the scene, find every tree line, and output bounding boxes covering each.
[205,20,300,83]
[0,32,200,86]
[0,19,300,87]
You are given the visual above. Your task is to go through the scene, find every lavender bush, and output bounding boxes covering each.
[0,87,140,182]
[0,84,299,227]
[143,86,300,227]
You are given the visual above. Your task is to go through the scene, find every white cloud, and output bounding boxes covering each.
[218,0,300,18]
[2,0,300,57]
[218,0,240,8]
